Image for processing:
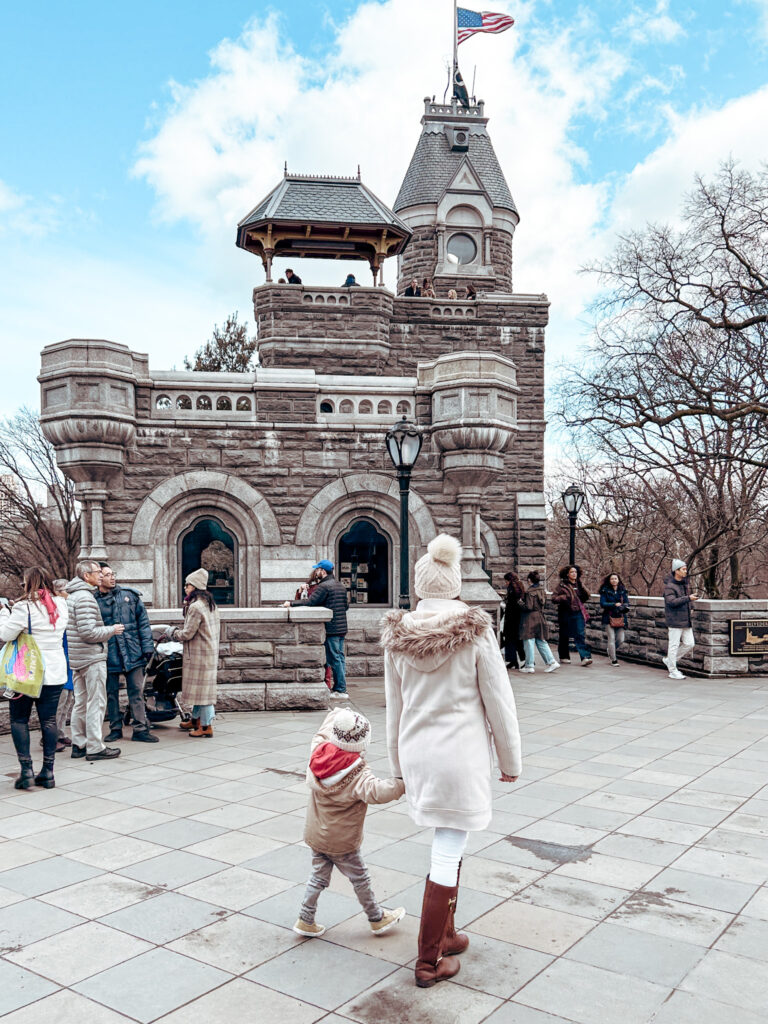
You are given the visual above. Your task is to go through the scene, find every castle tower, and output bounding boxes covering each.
[394,98,518,297]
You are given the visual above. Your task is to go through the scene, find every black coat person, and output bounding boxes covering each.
[501,572,525,668]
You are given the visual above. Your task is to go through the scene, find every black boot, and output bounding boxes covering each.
[35,760,55,789]
[14,760,35,790]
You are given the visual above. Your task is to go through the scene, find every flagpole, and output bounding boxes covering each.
[453,0,458,98]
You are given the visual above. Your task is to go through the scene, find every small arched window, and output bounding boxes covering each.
[396,400,412,416]
[155,395,172,410]
[176,395,192,410]
[358,400,373,414]
[377,400,392,416]
[216,396,232,411]
[197,395,212,410]
[320,400,334,414]
[339,399,354,414]
[236,396,252,411]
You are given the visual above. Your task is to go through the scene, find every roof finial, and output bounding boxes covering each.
[357,165,361,181]
[284,161,288,177]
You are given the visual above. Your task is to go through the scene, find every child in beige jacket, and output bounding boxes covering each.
[293,708,406,937]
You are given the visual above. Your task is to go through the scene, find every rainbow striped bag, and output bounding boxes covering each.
[1,609,45,698]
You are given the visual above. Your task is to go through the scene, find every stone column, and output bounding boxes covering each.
[39,339,139,563]
[419,352,520,610]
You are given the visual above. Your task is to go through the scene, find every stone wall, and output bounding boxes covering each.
[543,594,768,678]
[146,606,333,709]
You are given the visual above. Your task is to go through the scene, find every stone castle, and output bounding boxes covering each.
[38,96,548,685]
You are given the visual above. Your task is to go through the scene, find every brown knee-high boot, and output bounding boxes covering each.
[414,878,461,988]
[443,859,469,956]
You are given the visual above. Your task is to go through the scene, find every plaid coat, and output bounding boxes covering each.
[171,599,220,706]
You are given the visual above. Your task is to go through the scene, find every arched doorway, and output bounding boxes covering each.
[337,519,390,606]
[180,518,237,606]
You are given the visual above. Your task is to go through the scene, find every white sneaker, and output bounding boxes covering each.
[520,666,535,673]
[669,669,686,680]
[330,691,348,700]
[661,656,669,670]
[545,662,560,673]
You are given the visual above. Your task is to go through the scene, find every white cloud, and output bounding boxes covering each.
[608,85,768,232]
[618,0,685,45]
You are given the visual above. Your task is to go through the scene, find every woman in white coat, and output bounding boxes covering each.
[381,535,522,987]
[0,567,69,789]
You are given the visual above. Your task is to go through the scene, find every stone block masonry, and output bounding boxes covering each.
[147,606,333,710]
[542,594,768,678]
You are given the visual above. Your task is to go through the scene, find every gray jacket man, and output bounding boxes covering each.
[66,560,124,760]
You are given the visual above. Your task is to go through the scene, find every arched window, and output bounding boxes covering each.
[339,399,354,414]
[396,400,412,416]
[155,395,171,410]
[236,396,252,411]
[377,400,392,416]
[176,395,192,410]
[358,400,373,414]
[196,395,212,410]
[180,517,237,606]
[337,519,390,605]
[320,400,334,414]
[216,396,232,411]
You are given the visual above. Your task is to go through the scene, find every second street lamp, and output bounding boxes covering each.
[385,416,423,609]
[561,484,585,566]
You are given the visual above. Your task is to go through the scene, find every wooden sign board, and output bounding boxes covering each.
[730,619,768,656]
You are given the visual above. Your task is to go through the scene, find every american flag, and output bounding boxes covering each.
[457,8,515,44]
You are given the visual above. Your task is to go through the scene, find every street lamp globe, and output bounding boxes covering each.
[561,484,585,516]
[386,417,423,470]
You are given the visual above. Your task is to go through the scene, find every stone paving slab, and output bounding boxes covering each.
[0,656,767,1021]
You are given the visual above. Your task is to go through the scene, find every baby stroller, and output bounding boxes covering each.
[125,625,191,726]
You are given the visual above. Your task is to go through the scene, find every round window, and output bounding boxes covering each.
[447,232,477,265]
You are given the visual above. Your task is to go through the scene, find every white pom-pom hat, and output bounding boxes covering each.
[414,534,463,600]
[331,709,371,752]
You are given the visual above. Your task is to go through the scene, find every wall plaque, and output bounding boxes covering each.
[730,619,768,655]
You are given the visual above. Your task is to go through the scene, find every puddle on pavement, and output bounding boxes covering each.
[503,836,594,864]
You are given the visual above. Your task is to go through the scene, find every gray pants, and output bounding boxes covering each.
[71,661,107,754]
[300,849,382,924]
[605,625,625,661]
[56,689,75,739]
[107,666,148,732]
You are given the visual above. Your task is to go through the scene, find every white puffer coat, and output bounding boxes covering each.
[381,598,522,831]
[0,597,69,686]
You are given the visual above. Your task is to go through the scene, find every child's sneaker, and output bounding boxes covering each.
[370,907,405,934]
[293,919,326,937]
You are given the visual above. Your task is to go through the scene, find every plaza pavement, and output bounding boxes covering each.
[0,657,767,1024]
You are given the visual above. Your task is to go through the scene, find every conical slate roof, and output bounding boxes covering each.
[394,111,517,215]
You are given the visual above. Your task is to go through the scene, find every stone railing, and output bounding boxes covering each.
[542,594,768,678]
[147,606,332,710]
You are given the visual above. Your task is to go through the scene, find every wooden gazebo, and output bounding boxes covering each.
[236,169,412,284]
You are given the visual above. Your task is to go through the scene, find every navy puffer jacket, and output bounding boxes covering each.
[95,585,154,673]
[292,573,348,636]
[599,585,630,628]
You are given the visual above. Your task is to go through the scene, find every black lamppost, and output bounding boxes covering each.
[385,416,423,609]
[561,484,585,565]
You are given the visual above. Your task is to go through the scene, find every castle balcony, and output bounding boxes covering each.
[253,282,395,374]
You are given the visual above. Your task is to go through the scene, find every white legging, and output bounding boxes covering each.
[430,827,469,886]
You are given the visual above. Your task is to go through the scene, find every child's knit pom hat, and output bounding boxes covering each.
[332,709,371,753]
[414,534,463,600]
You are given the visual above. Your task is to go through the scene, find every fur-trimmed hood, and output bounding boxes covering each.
[380,599,492,671]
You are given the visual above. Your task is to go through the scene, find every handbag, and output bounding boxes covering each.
[608,613,624,629]
[1,608,45,699]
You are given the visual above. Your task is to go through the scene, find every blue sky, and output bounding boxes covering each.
[2,0,768,415]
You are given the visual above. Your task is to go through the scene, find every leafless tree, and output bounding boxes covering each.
[555,163,768,597]
[0,408,80,587]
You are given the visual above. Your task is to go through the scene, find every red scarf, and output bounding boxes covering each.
[310,742,360,779]
[37,588,59,626]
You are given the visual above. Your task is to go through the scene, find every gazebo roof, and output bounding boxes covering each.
[236,172,412,269]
